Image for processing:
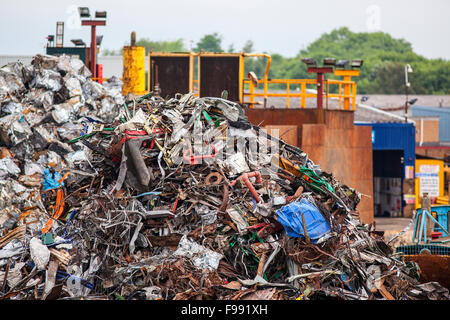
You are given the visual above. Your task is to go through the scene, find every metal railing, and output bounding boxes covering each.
[243,78,357,110]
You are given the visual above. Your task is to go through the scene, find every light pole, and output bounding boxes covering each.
[301,58,335,123]
[79,7,107,79]
[404,64,413,122]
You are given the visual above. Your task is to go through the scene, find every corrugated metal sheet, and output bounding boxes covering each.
[355,122,416,167]
[412,105,450,142]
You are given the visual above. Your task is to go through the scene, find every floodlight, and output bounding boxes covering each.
[301,58,317,67]
[96,35,103,46]
[78,7,90,18]
[323,58,336,66]
[351,59,363,68]
[71,39,86,46]
[335,60,349,69]
[405,64,413,73]
[95,11,107,19]
[409,98,418,105]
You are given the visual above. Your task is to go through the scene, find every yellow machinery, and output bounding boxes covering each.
[146,51,359,110]
[436,165,450,205]
[415,158,445,209]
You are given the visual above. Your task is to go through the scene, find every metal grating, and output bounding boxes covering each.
[150,56,190,99]
[199,56,239,102]
[396,244,450,256]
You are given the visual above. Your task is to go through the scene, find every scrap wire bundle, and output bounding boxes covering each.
[0,54,448,300]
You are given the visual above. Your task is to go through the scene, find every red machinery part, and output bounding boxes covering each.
[96,64,103,84]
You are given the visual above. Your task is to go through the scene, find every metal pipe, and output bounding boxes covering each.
[90,25,97,78]
[231,171,262,203]
[420,118,424,146]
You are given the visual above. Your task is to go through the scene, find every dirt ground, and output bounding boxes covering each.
[375,217,414,247]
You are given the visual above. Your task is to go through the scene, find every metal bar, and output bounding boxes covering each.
[419,210,426,243]
[189,52,194,92]
[316,72,323,110]
[249,76,255,108]
[301,82,306,108]
[286,79,290,109]
[90,25,97,78]
[425,210,450,236]
[424,210,427,243]
[243,92,315,98]
[343,75,351,110]
[148,53,151,92]
[412,210,420,243]
[239,53,244,104]
[81,20,106,26]
[197,55,201,97]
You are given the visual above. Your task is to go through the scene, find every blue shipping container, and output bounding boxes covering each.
[355,122,416,168]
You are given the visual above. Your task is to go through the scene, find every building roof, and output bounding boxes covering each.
[356,95,450,108]
[412,105,450,142]
[354,103,410,123]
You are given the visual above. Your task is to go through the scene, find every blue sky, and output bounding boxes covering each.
[1,0,449,59]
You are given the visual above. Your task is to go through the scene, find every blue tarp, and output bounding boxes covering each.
[276,198,331,243]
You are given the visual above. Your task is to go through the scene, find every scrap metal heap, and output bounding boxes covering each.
[0,54,448,300]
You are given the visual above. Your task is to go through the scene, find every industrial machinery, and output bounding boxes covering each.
[146,51,361,111]
[396,194,450,288]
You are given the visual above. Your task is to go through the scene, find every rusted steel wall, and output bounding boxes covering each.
[150,56,190,98]
[246,108,374,223]
[200,56,240,101]
[403,255,450,289]
[301,121,374,224]
[263,125,298,147]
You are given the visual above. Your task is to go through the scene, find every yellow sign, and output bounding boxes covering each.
[415,158,444,208]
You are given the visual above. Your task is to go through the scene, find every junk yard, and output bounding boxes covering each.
[0,2,450,303]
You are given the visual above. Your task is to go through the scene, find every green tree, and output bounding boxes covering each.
[135,38,187,53]
[102,48,119,56]
[284,27,450,94]
[194,33,223,52]
[243,40,254,53]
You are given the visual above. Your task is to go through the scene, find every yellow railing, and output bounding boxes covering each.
[243,78,357,110]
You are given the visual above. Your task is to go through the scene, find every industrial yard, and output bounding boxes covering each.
[0,0,449,311]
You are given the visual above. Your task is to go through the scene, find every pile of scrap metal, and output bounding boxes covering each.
[0,55,448,300]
